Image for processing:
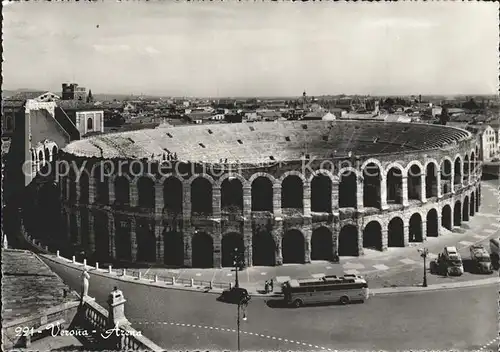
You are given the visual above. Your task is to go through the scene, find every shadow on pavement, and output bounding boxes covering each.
[265,299,364,309]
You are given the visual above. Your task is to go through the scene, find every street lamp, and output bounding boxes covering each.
[232,247,247,352]
[418,248,429,287]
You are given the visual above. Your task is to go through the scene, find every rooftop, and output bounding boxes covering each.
[1,249,79,324]
[63,120,471,165]
[57,100,103,111]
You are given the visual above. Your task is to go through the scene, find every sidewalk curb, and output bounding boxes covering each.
[40,254,498,300]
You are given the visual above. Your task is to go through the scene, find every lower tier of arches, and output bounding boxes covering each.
[59,189,481,268]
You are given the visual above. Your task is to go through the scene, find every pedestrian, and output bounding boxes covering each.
[264,280,269,293]
[269,279,274,292]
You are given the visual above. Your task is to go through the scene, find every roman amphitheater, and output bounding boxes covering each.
[58,120,482,268]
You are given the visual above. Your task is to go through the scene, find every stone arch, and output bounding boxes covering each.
[361,158,383,173]
[281,174,304,210]
[440,157,452,195]
[363,161,381,209]
[363,221,382,251]
[137,176,155,209]
[251,176,273,211]
[409,213,423,242]
[462,196,470,221]
[87,117,94,130]
[136,219,156,263]
[407,162,423,201]
[441,204,452,230]
[338,167,358,208]
[425,160,439,198]
[216,173,248,188]
[114,176,130,206]
[52,145,58,159]
[386,165,404,204]
[221,177,243,213]
[192,232,214,268]
[282,229,305,264]
[463,154,470,182]
[248,172,276,185]
[79,170,90,204]
[338,224,358,256]
[191,176,213,215]
[453,155,462,186]
[308,169,337,184]
[388,217,404,247]
[476,186,480,212]
[279,171,307,184]
[426,208,439,237]
[44,148,50,163]
[454,200,462,226]
[311,174,332,212]
[311,227,334,260]
[470,151,476,173]
[163,176,183,213]
[92,164,109,205]
[252,231,275,266]
[163,230,184,267]
[221,232,244,267]
[470,192,475,216]
[115,216,132,261]
[187,173,215,186]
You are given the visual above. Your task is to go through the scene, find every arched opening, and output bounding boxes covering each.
[114,176,130,206]
[80,209,90,252]
[463,155,469,183]
[363,221,382,251]
[454,201,462,226]
[281,176,303,210]
[163,177,182,213]
[409,213,423,242]
[94,212,109,262]
[136,219,156,263]
[363,163,381,208]
[311,227,333,260]
[52,146,58,159]
[191,177,213,215]
[115,217,131,261]
[221,178,243,213]
[338,225,358,256]
[221,232,244,267]
[408,164,422,201]
[93,165,109,205]
[70,213,78,245]
[454,157,462,186]
[470,192,475,216]
[252,231,275,266]
[38,150,44,164]
[163,230,184,266]
[339,170,357,208]
[311,175,332,212]
[441,160,452,195]
[471,152,476,174]
[282,230,305,263]
[426,209,439,237]
[476,187,480,212]
[44,148,50,163]
[425,163,438,198]
[388,217,404,247]
[191,232,213,268]
[37,182,61,243]
[251,176,273,211]
[441,205,452,230]
[462,196,470,221]
[79,172,89,204]
[137,177,155,209]
[68,168,77,203]
[386,167,403,204]
[87,117,94,130]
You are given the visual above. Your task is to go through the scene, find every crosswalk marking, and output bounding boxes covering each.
[343,262,365,269]
[373,264,389,271]
[483,229,497,234]
[399,258,417,265]
[459,241,474,246]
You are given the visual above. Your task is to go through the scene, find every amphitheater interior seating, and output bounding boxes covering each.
[65,121,471,164]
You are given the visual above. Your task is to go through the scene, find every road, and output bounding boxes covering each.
[43,257,498,351]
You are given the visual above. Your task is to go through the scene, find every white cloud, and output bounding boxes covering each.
[92,44,130,53]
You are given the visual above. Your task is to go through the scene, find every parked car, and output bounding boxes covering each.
[218,287,251,305]
[469,245,493,274]
[431,246,464,276]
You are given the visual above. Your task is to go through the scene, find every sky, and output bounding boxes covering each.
[2,1,499,97]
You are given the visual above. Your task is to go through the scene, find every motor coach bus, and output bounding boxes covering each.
[281,274,369,308]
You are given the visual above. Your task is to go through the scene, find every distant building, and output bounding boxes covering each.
[56,100,105,137]
[61,83,87,101]
[466,124,498,161]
